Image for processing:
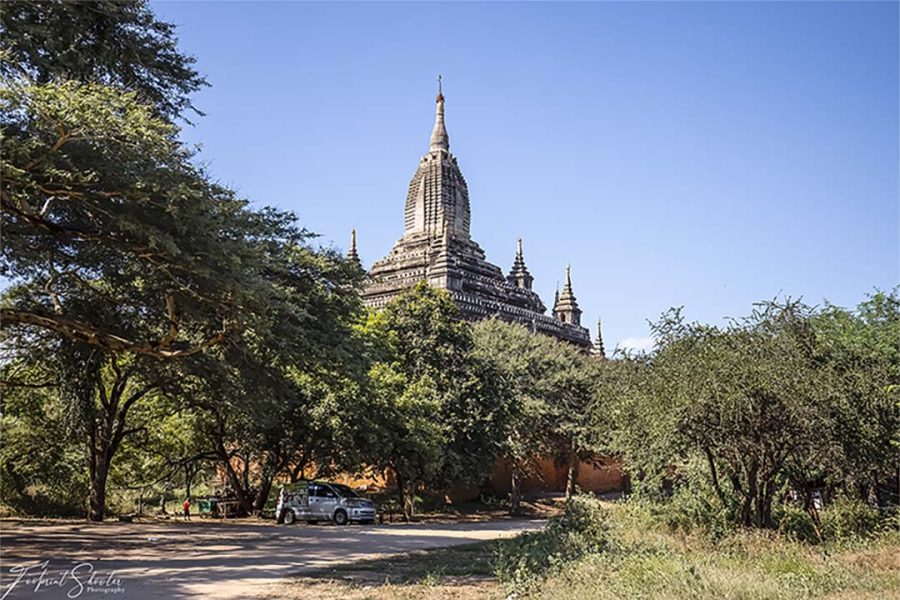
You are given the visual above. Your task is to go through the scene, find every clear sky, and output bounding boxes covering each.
[152,1,898,353]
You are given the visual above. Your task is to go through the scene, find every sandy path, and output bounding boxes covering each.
[0,519,540,599]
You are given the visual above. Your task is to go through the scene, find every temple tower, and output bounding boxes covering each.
[403,80,471,240]
[347,228,361,268]
[507,239,534,290]
[554,265,582,326]
[591,316,606,359]
[361,82,592,351]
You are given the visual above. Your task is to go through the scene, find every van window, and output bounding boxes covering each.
[330,484,359,498]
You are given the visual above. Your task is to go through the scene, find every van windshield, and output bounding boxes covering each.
[330,484,359,498]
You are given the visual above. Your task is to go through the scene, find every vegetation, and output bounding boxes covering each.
[497,500,900,600]
[614,295,898,534]
[1,6,897,600]
[264,498,899,599]
[472,319,609,511]
[0,0,363,520]
[359,283,509,519]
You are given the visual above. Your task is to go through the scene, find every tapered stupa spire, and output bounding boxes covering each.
[507,238,534,290]
[554,264,582,326]
[429,75,449,152]
[347,228,361,267]
[591,316,606,359]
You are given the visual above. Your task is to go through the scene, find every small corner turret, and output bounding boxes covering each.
[591,316,606,359]
[507,238,534,290]
[554,264,582,326]
[347,228,361,268]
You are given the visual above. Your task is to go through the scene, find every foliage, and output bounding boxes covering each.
[509,502,900,600]
[0,0,364,521]
[0,374,87,516]
[612,292,899,530]
[361,283,507,519]
[812,291,900,507]
[473,318,614,510]
[631,460,736,541]
[0,0,206,120]
[1,77,312,360]
[819,496,885,541]
[495,494,610,590]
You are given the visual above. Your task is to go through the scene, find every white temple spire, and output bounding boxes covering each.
[347,228,361,267]
[429,75,449,152]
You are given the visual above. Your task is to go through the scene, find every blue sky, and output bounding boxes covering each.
[152,1,898,352]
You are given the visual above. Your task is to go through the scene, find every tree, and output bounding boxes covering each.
[472,319,553,513]
[0,1,365,520]
[0,359,87,516]
[362,283,504,519]
[614,296,898,530]
[812,290,899,507]
[543,343,605,501]
[175,239,365,515]
[1,0,206,121]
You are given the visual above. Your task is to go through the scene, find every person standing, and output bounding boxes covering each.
[182,497,191,521]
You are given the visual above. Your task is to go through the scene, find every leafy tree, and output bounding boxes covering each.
[1,0,206,120]
[362,283,505,519]
[472,319,555,513]
[615,295,898,530]
[175,240,365,515]
[543,343,605,500]
[0,361,87,516]
[0,1,365,520]
[812,290,899,507]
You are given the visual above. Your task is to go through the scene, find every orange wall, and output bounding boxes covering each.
[489,456,627,495]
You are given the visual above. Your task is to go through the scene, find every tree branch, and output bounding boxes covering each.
[1,308,231,359]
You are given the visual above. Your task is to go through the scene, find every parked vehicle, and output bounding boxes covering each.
[276,481,377,525]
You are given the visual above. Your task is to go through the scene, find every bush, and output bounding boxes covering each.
[821,497,883,540]
[655,485,734,539]
[776,504,820,543]
[495,494,610,589]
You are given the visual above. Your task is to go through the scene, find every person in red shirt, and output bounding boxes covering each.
[182,498,191,521]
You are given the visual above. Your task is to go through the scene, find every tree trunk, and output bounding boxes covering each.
[290,461,306,483]
[704,447,728,507]
[565,453,579,501]
[88,458,110,522]
[403,481,416,520]
[254,476,274,514]
[80,357,154,522]
[394,469,407,521]
[510,465,523,516]
[761,480,776,529]
[185,464,194,500]
[212,436,254,514]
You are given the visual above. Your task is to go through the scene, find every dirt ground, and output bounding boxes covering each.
[0,517,541,599]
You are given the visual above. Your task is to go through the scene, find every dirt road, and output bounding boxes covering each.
[0,518,540,599]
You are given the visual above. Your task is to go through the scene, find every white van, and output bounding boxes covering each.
[276,481,376,525]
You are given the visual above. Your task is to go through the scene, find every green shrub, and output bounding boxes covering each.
[494,494,610,589]
[776,504,820,543]
[656,485,734,539]
[821,497,882,540]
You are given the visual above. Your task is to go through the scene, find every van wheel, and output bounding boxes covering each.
[283,510,296,525]
[333,509,348,526]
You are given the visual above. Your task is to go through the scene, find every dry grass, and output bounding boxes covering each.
[262,505,900,600]
[261,541,504,599]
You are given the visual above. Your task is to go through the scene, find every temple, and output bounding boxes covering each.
[357,83,594,351]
